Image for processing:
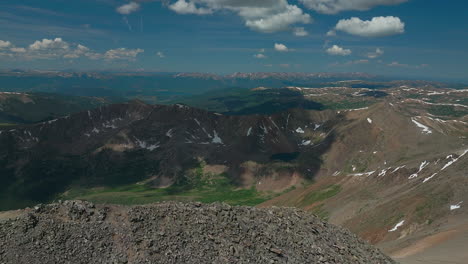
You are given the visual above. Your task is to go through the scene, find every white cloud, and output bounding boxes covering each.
[326,45,351,56]
[104,48,144,60]
[167,0,311,33]
[169,0,213,15]
[388,61,428,69]
[156,51,165,58]
[29,38,70,51]
[63,44,95,59]
[274,43,289,52]
[330,59,369,67]
[25,38,75,59]
[254,53,267,59]
[0,38,144,61]
[244,5,311,33]
[367,48,384,59]
[293,27,308,37]
[117,2,141,15]
[0,40,12,49]
[326,30,336,37]
[334,16,405,37]
[259,48,265,53]
[300,0,407,14]
[10,47,26,53]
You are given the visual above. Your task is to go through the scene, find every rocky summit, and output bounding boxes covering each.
[0,200,395,264]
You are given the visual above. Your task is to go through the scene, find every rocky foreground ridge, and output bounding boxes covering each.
[0,201,395,264]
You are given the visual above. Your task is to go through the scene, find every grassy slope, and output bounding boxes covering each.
[60,164,280,207]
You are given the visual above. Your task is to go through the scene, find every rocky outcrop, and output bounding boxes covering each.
[0,201,395,264]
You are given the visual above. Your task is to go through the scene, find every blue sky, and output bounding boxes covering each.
[0,0,467,81]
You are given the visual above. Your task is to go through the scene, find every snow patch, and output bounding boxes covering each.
[346,107,369,112]
[247,127,252,136]
[367,118,373,124]
[389,220,405,232]
[194,118,212,138]
[409,161,429,179]
[300,140,312,146]
[378,168,391,177]
[411,118,432,134]
[0,92,23,95]
[269,117,280,130]
[350,171,375,177]
[427,91,446,96]
[423,173,437,183]
[391,165,406,173]
[295,127,305,134]
[441,149,468,171]
[212,130,223,144]
[135,138,160,151]
[166,128,174,138]
[450,202,463,211]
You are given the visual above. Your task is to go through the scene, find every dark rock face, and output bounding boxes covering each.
[0,201,395,264]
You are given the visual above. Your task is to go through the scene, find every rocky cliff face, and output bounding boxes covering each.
[0,201,395,264]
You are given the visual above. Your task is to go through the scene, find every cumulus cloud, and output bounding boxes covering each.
[367,48,384,59]
[169,0,213,15]
[0,40,12,49]
[244,5,311,33]
[300,0,407,14]
[293,27,308,36]
[326,45,351,56]
[156,51,165,58]
[117,2,141,15]
[104,48,144,60]
[334,16,405,37]
[29,38,70,51]
[254,53,267,59]
[0,38,144,61]
[168,0,311,33]
[274,43,289,52]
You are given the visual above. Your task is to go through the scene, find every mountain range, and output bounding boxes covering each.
[0,81,467,263]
